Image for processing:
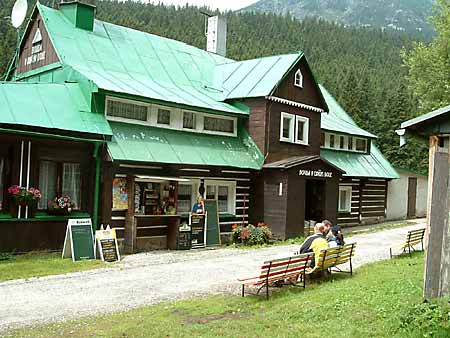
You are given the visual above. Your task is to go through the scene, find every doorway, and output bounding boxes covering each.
[305,179,325,222]
[407,177,417,218]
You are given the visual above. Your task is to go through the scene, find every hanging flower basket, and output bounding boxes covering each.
[8,186,41,219]
[47,196,75,215]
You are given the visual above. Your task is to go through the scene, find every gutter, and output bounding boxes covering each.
[92,143,101,233]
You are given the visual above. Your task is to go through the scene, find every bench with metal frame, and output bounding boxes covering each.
[390,228,425,258]
[303,243,357,276]
[238,253,313,300]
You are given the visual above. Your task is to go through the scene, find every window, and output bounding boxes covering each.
[348,136,353,150]
[294,69,303,88]
[183,111,196,130]
[0,158,4,211]
[204,116,234,134]
[329,134,335,148]
[157,108,171,125]
[178,184,193,213]
[38,161,82,210]
[339,136,345,149]
[295,116,309,145]
[204,181,236,214]
[280,112,294,142]
[320,133,325,147]
[355,138,367,152]
[338,186,352,213]
[106,98,148,122]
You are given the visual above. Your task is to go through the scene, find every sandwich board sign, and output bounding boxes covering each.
[95,225,121,262]
[189,212,207,249]
[62,218,96,262]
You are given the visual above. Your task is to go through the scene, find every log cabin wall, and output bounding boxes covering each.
[17,12,60,75]
[337,177,388,226]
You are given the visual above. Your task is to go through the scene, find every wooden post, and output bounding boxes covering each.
[124,175,136,254]
[424,136,450,298]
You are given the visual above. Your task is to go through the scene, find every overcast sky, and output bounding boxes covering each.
[147,0,259,11]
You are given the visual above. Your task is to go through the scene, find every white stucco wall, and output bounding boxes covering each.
[386,169,428,220]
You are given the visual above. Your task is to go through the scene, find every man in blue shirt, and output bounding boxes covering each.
[192,196,205,214]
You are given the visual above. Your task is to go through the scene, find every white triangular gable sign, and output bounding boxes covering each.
[32,28,42,44]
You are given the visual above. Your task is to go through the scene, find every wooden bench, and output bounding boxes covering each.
[390,228,425,258]
[238,253,313,300]
[299,243,357,276]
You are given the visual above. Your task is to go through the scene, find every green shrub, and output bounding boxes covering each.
[231,222,273,246]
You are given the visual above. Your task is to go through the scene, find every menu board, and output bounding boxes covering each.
[62,219,95,262]
[112,178,128,210]
[190,213,206,249]
[95,227,121,262]
[176,223,192,250]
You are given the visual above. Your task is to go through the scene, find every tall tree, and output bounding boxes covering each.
[403,0,450,112]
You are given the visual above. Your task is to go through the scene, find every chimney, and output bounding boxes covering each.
[59,0,96,31]
[206,16,227,57]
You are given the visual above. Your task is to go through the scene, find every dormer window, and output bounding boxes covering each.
[294,69,303,88]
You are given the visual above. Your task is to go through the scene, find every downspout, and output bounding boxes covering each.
[93,143,101,233]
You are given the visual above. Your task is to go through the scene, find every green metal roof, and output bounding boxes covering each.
[320,85,377,138]
[0,82,112,136]
[401,104,450,130]
[214,53,303,99]
[321,146,399,179]
[107,122,264,170]
[37,3,249,115]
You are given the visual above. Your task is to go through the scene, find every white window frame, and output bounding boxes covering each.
[105,96,150,125]
[354,137,368,153]
[322,132,369,154]
[338,186,352,213]
[182,110,198,131]
[104,97,237,137]
[204,180,236,215]
[280,112,295,143]
[178,182,198,214]
[295,115,309,145]
[294,69,303,88]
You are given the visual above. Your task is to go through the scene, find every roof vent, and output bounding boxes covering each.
[206,16,227,57]
[59,0,96,31]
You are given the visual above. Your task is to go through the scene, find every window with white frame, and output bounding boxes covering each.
[205,180,236,214]
[329,134,335,148]
[106,98,148,122]
[338,186,352,213]
[280,112,295,142]
[178,183,195,213]
[157,108,171,125]
[322,132,369,153]
[204,116,234,134]
[355,138,367,152]
[294,69,303,88]
[295,115,309,145]
[183,111,196,130]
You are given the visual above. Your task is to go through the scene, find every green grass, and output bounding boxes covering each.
[0,252,109,282]
[6,252,450,338]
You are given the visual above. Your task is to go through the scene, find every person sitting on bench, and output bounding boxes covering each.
[328,225,345,248]
[298,223,329,267]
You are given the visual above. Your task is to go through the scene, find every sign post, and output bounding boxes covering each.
[95,226,121,262]
[189,212,206,249]
[62,219,96,262]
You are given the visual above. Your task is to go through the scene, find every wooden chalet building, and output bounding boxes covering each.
[0,1,397,252]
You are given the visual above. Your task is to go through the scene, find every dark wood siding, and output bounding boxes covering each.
[17,12,59,75]
[243,98,267,155]
[272,57,325,109]
[337,177,388,226]
[265,102,322,163]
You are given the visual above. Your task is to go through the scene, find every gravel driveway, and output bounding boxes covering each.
[0,220,425,333]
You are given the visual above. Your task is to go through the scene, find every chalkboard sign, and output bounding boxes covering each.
[176,223,192,250]
[62,219,95,262]
[204,199,221,247]
[95,227,121,262]
[190,213,206,249]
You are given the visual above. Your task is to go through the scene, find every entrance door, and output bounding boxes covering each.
[305,179,325,222]
[407,177,417,218]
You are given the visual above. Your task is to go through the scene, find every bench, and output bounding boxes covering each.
[298,243,357,276]
[390,228,425,258]
[238,253,313,300]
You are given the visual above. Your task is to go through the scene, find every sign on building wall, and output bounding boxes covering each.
[112,178,128,210]
[298,169,333,178]
[24,28,46,66]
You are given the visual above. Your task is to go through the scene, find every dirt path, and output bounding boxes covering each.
[0,220,425,333]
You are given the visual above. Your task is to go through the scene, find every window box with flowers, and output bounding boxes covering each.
[47,196,76,216]
[8,185,42,218]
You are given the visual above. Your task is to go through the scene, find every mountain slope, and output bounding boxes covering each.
[242,0,435,37]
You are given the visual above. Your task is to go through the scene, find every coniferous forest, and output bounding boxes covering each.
[0,0,429,174]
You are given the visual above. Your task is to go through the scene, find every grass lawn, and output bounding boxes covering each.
[6,252,450,338]
[0,252,109,282]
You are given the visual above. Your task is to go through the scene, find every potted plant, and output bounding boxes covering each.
[8,185,41,218]
[48,195,76,215]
